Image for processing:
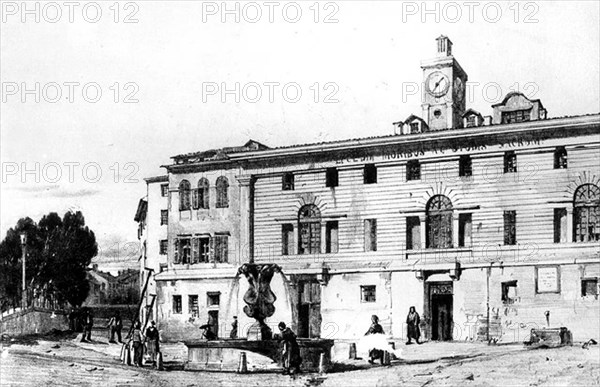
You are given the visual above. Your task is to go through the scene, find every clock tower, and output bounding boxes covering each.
[421,35,468,130]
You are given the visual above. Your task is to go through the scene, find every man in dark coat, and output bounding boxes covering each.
[144,321,160,366]
[365,314,384,364]
[406,306,421,344]
[277,322,301,374]
[80,309,93,342]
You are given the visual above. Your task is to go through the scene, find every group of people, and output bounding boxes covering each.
[365,306,422,364]
[129,320,161,367]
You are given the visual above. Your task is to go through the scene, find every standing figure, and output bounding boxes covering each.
[230,316,238,339]
[144,321,160,366]
[81,309,93,342]
[107,311,123,343]
[365,314,384,364]
[131,321,144,367]
[406,306,421,344]
[277,322,302,375]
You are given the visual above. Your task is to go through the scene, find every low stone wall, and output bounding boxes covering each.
[0,308,69,336]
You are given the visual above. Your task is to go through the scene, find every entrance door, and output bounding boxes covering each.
[297,280,321,338]
[208,310,219,338]
[431,294,453,340]
[428,281,453,341]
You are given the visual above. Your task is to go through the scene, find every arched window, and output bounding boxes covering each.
[426,195,453,249]
[298,204,321,255]
[573,184,600,242]
[193,178,209,209]
[179,180,191,211]
[216,176,229,208]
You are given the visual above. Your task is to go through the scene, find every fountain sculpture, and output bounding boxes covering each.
[237,263,280,340]
[184,263,333,372]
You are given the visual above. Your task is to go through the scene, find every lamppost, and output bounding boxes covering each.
[19,232,27,311]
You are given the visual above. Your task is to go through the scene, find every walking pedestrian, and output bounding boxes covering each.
[406,306,422,344]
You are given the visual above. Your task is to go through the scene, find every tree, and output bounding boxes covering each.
[0,211,98,311]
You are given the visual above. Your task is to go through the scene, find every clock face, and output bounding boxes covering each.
[426,71,450,97]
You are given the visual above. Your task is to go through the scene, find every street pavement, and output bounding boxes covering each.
[1,332,598,386]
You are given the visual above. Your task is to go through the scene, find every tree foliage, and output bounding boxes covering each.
[0,211,98,311]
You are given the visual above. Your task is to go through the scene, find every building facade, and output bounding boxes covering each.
[138,36,600,345]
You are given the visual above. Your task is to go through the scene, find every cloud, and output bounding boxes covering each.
[5,185,100,198]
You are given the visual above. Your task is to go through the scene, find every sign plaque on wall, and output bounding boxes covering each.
[535,266,561,294]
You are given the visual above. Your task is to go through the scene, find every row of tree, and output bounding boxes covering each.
[0,211,98,312]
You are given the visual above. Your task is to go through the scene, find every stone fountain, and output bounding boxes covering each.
[184,263,333,372]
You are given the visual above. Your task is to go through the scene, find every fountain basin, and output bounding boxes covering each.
[184,338,334,372]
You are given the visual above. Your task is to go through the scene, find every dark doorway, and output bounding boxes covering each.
[208,310,219,338]
[431,294,453,340]
[427,281,453,341]
[297,280,321,338]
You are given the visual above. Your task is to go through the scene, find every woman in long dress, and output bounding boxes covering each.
[365,315,384,364]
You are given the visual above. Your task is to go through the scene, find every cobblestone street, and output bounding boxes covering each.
[1,333,598,386]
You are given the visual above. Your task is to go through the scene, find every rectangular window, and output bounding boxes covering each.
[360,285,376,303]
[406,160,421,181]
[504,151,517,173]
[188,295,199,317]
[214,234,229,263]
[326,167,339,187]
[282,224,294,255]
[160,210,168,225]
[160,184,169,197]
[504,211,517,245]
[207,292,220,307]
[364,219,377,252]
[466,115,477,128]
[554,208,567,243]
[406,216,421,250]
[554,147,568,169]
[299,222,320,254]
[364,164,377,184]
[159,239,168,255]
[173,295,182,314]
[410,122,420,133]
[326,221,339,253]
[178,238,192,264]
[199,237,210,263]
[282,173,295,190]
[458,213,472,247]
[502,110,531,124]
[581,278,599,298]
[459,155,472,177]
[501,281,518,304]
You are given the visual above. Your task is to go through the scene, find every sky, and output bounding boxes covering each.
[1,1,599,272]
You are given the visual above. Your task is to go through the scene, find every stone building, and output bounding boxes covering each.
[137,36,600,345]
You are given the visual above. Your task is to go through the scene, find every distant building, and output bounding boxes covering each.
[85,265,114,305]
[137,36,600,343]
[85,265,140,305]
